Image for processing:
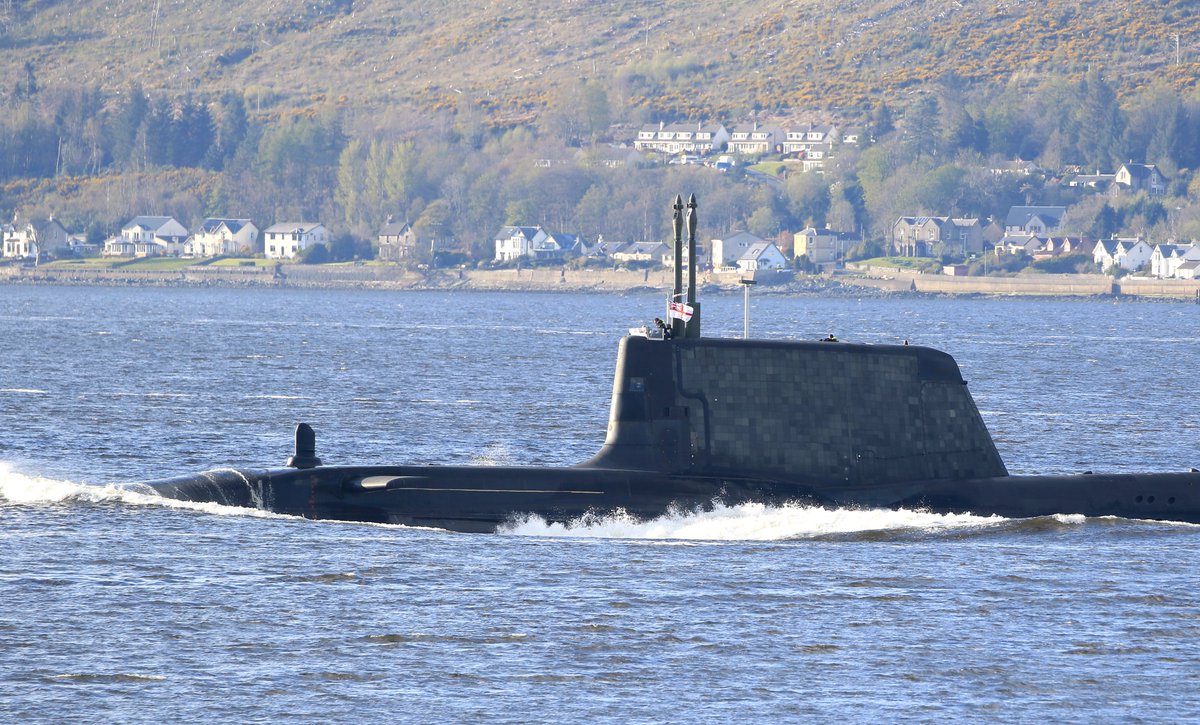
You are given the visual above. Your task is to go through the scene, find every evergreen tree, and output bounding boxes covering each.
[902,96,941,161]
[110,84,148,170]
[144,95,173,167]
[1076,70,1125,170]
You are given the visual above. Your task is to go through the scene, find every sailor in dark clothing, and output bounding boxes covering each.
[654,317,673,340]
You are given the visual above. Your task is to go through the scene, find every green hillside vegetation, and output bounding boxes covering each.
[2,0,1200,263]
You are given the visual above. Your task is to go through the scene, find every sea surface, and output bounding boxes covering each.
[2,285,1199,722]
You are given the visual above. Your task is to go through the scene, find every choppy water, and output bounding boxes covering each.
[2,286,1199,721]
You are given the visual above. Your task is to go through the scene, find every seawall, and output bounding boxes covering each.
[4,262,1200,300]
[849,265,1200,299]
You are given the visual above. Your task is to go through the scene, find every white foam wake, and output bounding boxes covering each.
[500,501,1009,541]
[0,462,285,520]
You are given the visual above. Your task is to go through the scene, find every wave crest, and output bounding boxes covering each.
[499,501,1011,541]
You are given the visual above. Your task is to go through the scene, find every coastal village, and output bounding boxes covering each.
[2,120,1200,292]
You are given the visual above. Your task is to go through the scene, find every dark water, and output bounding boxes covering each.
[2,285,1199,721]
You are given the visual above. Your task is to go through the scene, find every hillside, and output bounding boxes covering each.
[2,0,1198,122]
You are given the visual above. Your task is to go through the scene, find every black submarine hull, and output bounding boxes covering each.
[147,464,1200,532]
[143,195,1200,532]
[145,333,1200,531]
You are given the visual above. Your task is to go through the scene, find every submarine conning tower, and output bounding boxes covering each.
[581,194,1008,487]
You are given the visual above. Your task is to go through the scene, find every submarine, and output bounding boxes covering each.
[149,195,1200,531]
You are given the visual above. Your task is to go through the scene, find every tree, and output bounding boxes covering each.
[1076,69,1125,170]
[582,80,611,142]
[785,172,830,227]
[902,95,941,162]
[747,206,780,238]
[110,84,148,170]
[869,102,895,141]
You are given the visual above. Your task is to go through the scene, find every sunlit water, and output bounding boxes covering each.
[2,286,1199,721]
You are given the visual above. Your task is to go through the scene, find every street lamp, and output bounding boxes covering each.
[739,278,757,339]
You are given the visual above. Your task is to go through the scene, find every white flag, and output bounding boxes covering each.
[668,301,694,321]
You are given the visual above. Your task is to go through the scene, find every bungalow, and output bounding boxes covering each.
[711,231,768,270]
[186,218,258,257]
[1115,163,1168,196]
[587,236,626,260]
[545,231,584,257]
[611,241,670,265]
[2,216,69,260]
[263,222,327,259]
[661,243,711,271]
[1176,260,1200,280]
[106,215,189,257]
[1005,206,1067,235]
[377,218,418,262]
[734,241,788,273]
[633,122,729,156]
[997,233,1046,257]
[1032,236,1095,260]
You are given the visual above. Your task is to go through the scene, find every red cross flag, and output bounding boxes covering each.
[668,301,694,321]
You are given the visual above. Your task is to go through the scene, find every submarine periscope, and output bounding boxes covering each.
[148,194,1200,531]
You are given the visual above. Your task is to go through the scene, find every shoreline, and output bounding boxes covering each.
[2,263,1199,301]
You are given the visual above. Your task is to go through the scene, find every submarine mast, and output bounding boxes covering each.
[668,193,701,338]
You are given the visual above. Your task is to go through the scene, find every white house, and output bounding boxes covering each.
[782,123,837,155]
[1096,237,1152,273]
[2,217,68,260]
[1176,260,1200,280]
[633,122,729,156]
[186,218,258,257]
[1151,243,1200,278]
[611,241,670,265]
[108,215,189,257]
[494,226,549,262]
[800,143,833,172]
[728,123,784,156]
[711,231,768,270]
[263,222,327,259]
[734,242,788,273]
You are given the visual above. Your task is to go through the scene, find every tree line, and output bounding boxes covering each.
[5,66,1200,261]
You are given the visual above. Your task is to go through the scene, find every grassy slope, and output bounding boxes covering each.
[2,0,1198,121]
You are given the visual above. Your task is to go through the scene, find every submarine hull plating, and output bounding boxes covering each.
[148,465,1200,532]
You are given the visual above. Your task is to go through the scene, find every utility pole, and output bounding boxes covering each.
[739,278,757,339]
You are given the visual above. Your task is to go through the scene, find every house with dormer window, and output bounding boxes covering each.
[185,218,258,257]
[105,215,189,257]
[633,122,729,156]
[728,123,784,155]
